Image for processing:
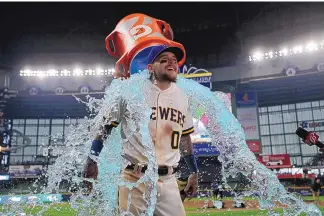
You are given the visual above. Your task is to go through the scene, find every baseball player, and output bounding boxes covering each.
[83,44,199,216]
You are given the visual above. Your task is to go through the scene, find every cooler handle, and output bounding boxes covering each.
[105,31,118,57]
[156,20,174,41]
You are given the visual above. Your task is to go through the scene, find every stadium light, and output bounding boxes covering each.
[249,40,324,62]
[19,68,116,77]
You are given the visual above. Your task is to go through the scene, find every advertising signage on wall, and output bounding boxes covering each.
[246,140,261,153]
[9,165,43,178]
[179,64,212,89]
[237,107,260,140]
[235,91,257,108]
[235,91,261,154]
[193,142,220,156]
[258,154,292,169]
[0,194,63,204]
[300,121,324,128]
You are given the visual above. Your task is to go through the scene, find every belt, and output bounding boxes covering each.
[125,164,178,176]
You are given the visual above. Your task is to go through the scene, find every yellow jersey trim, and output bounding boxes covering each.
[110,121,119,127]
[182,127,194,135]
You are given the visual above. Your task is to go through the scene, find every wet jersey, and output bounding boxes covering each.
[103,81,194,167]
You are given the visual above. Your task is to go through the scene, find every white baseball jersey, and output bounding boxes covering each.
[103,80,194,167]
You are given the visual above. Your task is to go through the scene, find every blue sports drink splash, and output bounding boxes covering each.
[93,70,321,215]
[0,70,320,216]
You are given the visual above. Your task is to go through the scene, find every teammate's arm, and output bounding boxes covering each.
[180,97,198,174]
[180,131,198,177]
[180,97,199,197]
[180,134,198,197]
[83,95,124,191]
[88,95,124,159]
[83,123,115,191]
[88,122,116,161]
[179,134,194,156]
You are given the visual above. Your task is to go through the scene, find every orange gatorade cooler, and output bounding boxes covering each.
[105,13,186,78]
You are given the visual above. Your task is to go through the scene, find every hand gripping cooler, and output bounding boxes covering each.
[105,13,186,78]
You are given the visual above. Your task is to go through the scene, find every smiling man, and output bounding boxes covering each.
[83,44,199,216]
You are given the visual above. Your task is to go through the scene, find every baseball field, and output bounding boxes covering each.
[1,197,323,215]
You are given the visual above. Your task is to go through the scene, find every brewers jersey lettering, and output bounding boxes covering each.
[103,81,194,167]
[102,80,193,216]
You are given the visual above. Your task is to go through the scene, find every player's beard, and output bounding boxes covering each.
[154,71,177,83]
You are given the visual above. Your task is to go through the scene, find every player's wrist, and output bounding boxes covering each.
[90,139,103,157]
[184,154,199,174]
[87,155,98,164]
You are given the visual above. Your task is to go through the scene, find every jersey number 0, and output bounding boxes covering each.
[171,131,180,149]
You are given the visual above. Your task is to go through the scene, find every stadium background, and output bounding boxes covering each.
[0,2,324,198]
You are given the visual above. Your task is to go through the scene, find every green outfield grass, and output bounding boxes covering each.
[0,197,323,216]
[186,208,324,216]
[0,203,323,216]
[189,196,324,202]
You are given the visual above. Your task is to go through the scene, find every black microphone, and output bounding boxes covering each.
[295,127,324,148]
